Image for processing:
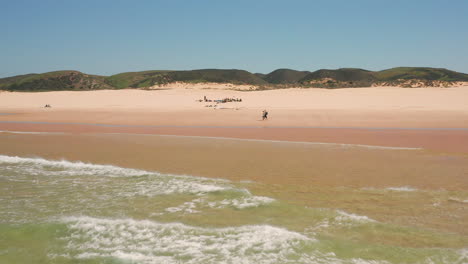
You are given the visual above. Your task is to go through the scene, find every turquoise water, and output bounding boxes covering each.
[0,155,466,264]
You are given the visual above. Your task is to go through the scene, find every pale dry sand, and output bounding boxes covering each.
[1,86,468,113]
[1,86,468,128]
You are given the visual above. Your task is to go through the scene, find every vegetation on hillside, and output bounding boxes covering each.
[1,67,467,91]
[104,70,172,89]
[263,69,311,84]
[0,71,111,91]
[374,67,468,82]
[299,68,376,88]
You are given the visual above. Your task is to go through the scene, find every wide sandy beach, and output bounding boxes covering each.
[1,86,468,262]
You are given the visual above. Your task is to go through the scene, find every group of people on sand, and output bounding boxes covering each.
[219,97,242,103]
[44,104,52,108]
[198,96,268,120]
[201,96,242,103]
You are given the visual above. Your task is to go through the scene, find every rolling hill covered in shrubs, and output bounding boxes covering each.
[1,67,468,91]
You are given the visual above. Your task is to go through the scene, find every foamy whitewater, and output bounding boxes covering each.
[0,155,465,264]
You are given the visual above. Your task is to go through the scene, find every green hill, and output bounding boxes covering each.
[1,67,467,91]
[104,70,174,89]
[374,67,468,82]
[0,69,267,91]
[164,69,268,85]
[302,68,375,81]
[263,69,311,84]
[0,71,111,91]
[254,73,267,79]
[299,67,468,88]
[0,73,37,87]
[108,69,268,88]
[299,68,376,87]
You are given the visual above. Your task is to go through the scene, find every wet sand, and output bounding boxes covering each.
[2,132,467,189]
[1,120,468,153]
[1,132,467,236]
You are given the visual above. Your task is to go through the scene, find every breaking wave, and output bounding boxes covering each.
[57,216,393,264]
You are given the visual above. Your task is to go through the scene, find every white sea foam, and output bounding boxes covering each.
[456,249,468,263]
[131,179,227,197]
[386,186,417,192]
[208,196,275,209]
[361,186,419,192]
[335,210,376,223]
[164,198,204,214]
[310,210,377,233]
[60,216,315,264]
[0,155,150,177]
[57,216,394,264]
[420,248,468,264]
[448,197,468,204]
[164,195,276,214]
[0,155,231,197]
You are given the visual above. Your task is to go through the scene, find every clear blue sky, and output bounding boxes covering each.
[1,0,467,77]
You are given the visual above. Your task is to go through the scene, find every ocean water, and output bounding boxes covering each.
[0,155,466,264]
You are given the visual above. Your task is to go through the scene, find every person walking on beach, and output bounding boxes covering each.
[262,110,268,120]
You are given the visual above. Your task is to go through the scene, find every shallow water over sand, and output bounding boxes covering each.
[1,155,467,264]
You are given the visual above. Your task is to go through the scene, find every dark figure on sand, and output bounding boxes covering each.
[262,110,268,120]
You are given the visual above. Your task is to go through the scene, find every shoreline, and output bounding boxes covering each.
[3,120,468,130]
[0,129,424,150]
[1,131,467,236]
[1,120,468,153]
[2,132,467,190]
